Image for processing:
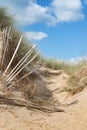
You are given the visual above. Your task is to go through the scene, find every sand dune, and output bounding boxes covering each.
[0,70,87,130]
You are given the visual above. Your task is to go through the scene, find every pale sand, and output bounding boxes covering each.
[0,72,87,130]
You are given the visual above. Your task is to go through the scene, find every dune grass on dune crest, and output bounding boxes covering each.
[0,7,41,98]
[0,8,14,29]
[0,8,40,73]
[41,57,86,75]
[41,57,87,95]
[6,29,40,70]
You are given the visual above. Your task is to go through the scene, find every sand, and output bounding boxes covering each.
[0,71,87,130]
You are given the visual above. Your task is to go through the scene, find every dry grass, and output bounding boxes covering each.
[0,7,40,98]
[41,57,86,75]
[0,8,14,30]
[0,8,40,77]
[63,66,87,95]
[4,29,39,72]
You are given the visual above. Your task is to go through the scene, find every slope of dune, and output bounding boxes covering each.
[0,68,87,130]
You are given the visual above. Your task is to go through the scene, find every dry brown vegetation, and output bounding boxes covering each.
[0,7,63,113]
[64,65,87,95]
[41,57,86,75]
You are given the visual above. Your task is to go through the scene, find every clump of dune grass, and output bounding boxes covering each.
[63,65,87,95]
[64,76,87,95]
[0,8,40,74]
[0,7,40,95]
[4,29,40,71]
[0,8,14,30]
[41,57,86,75]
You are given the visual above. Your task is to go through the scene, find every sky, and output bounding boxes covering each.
[0,0,87,60]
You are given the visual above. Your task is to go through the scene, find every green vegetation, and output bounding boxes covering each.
[41,57,86,75]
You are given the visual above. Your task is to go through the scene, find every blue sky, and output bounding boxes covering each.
[0,0,87,60]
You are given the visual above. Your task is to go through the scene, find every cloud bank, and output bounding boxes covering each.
[0,0,85,26]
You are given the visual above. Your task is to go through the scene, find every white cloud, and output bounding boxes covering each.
[25,31,48,41]
[16,0,56,26]
[0,0,85,26]
[51,0,84,22]
[17,0,84,25]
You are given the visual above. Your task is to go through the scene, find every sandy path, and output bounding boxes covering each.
[0,72,87,130]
